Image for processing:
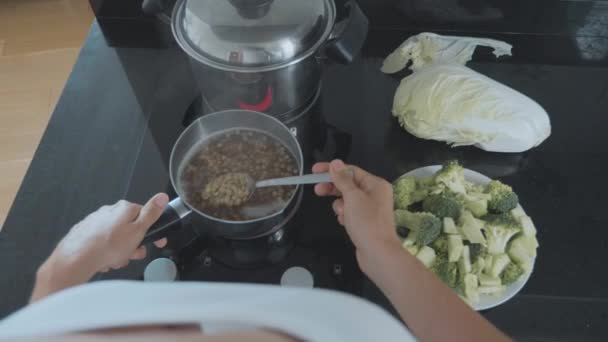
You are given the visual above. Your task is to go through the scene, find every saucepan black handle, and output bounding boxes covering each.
[325,0,369,64]
[141,198,190,245]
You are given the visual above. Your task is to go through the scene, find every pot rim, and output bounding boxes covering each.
[169,110,305,225]
[170,0,337,73]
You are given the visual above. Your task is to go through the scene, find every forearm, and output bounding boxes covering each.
[30,253,96,302]
[362,245,510,342]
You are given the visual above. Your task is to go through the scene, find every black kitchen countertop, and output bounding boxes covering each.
[1,18,608,340]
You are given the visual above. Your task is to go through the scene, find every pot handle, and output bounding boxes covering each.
[141,198,190,245]
[324,1,369,64]
[142,0,174,24]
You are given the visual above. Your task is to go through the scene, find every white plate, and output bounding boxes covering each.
[402,165,535,311]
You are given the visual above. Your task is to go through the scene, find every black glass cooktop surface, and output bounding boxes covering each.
[104,57,361,293]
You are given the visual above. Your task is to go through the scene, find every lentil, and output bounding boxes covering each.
[179,129,298,221]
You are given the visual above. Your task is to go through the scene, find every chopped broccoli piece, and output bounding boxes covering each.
[403,244,419,255]
[395,210,442,247]
[468,243,486,264]
[393,175,428,209]
[457,210,486,244]
[431,258,459,288]
[416,246,437,267]
[447,234,464,262]
[478,285,505,295]
[434,160,467,194]
[490,254,511,278]
[484,223,520,255]
[485,180,519,214]
[501,262,525,285]
[508,235,538,272]
[458,245,472,275]
[431,235,449,255]
[479,274,502,287]
[462,273,479,303]
[443,217,458,234]
[510,206,526,219]
[422,192,462,219]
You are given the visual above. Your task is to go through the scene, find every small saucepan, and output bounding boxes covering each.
[142,110,304,243]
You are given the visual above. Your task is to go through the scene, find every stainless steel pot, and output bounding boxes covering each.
[143,0,368,116]
[142,110,304,243]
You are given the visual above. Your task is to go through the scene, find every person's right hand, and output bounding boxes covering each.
[314,161,511,342]
[312,160,402,274]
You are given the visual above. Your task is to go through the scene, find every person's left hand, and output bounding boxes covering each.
[32,194,169,302]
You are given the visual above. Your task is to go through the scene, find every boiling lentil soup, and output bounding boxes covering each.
[179,129,299,221]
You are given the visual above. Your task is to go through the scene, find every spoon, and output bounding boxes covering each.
[255,172,331,189]
[203,173,331,207]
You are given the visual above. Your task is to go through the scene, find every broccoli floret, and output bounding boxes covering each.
[460,192,490,217]
[483,215,520,255]
[431,235,449,255]
[466,182,485,194]
[431,257,459,288]
[395,210,442,247]
[468,243,486,264]
[457,210,486,244]
[483,254,494,274]
[485,180,519,214]
[434,160,467,194]
[484,226,519,255]
[416,224,442,247]
[489,254,511,278]
[484,213,521,229]
[422,193,462,219]
[393,175,428,209]
[501,262,525,285]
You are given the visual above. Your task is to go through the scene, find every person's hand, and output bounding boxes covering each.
[32,194,169,302]
[312,160,402,274]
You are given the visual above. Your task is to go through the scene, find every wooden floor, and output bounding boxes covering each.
[0,0,94,229]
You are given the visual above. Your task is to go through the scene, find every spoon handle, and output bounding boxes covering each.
[256,173,331,188]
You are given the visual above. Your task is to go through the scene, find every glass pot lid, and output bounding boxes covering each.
[172,0,336,72]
